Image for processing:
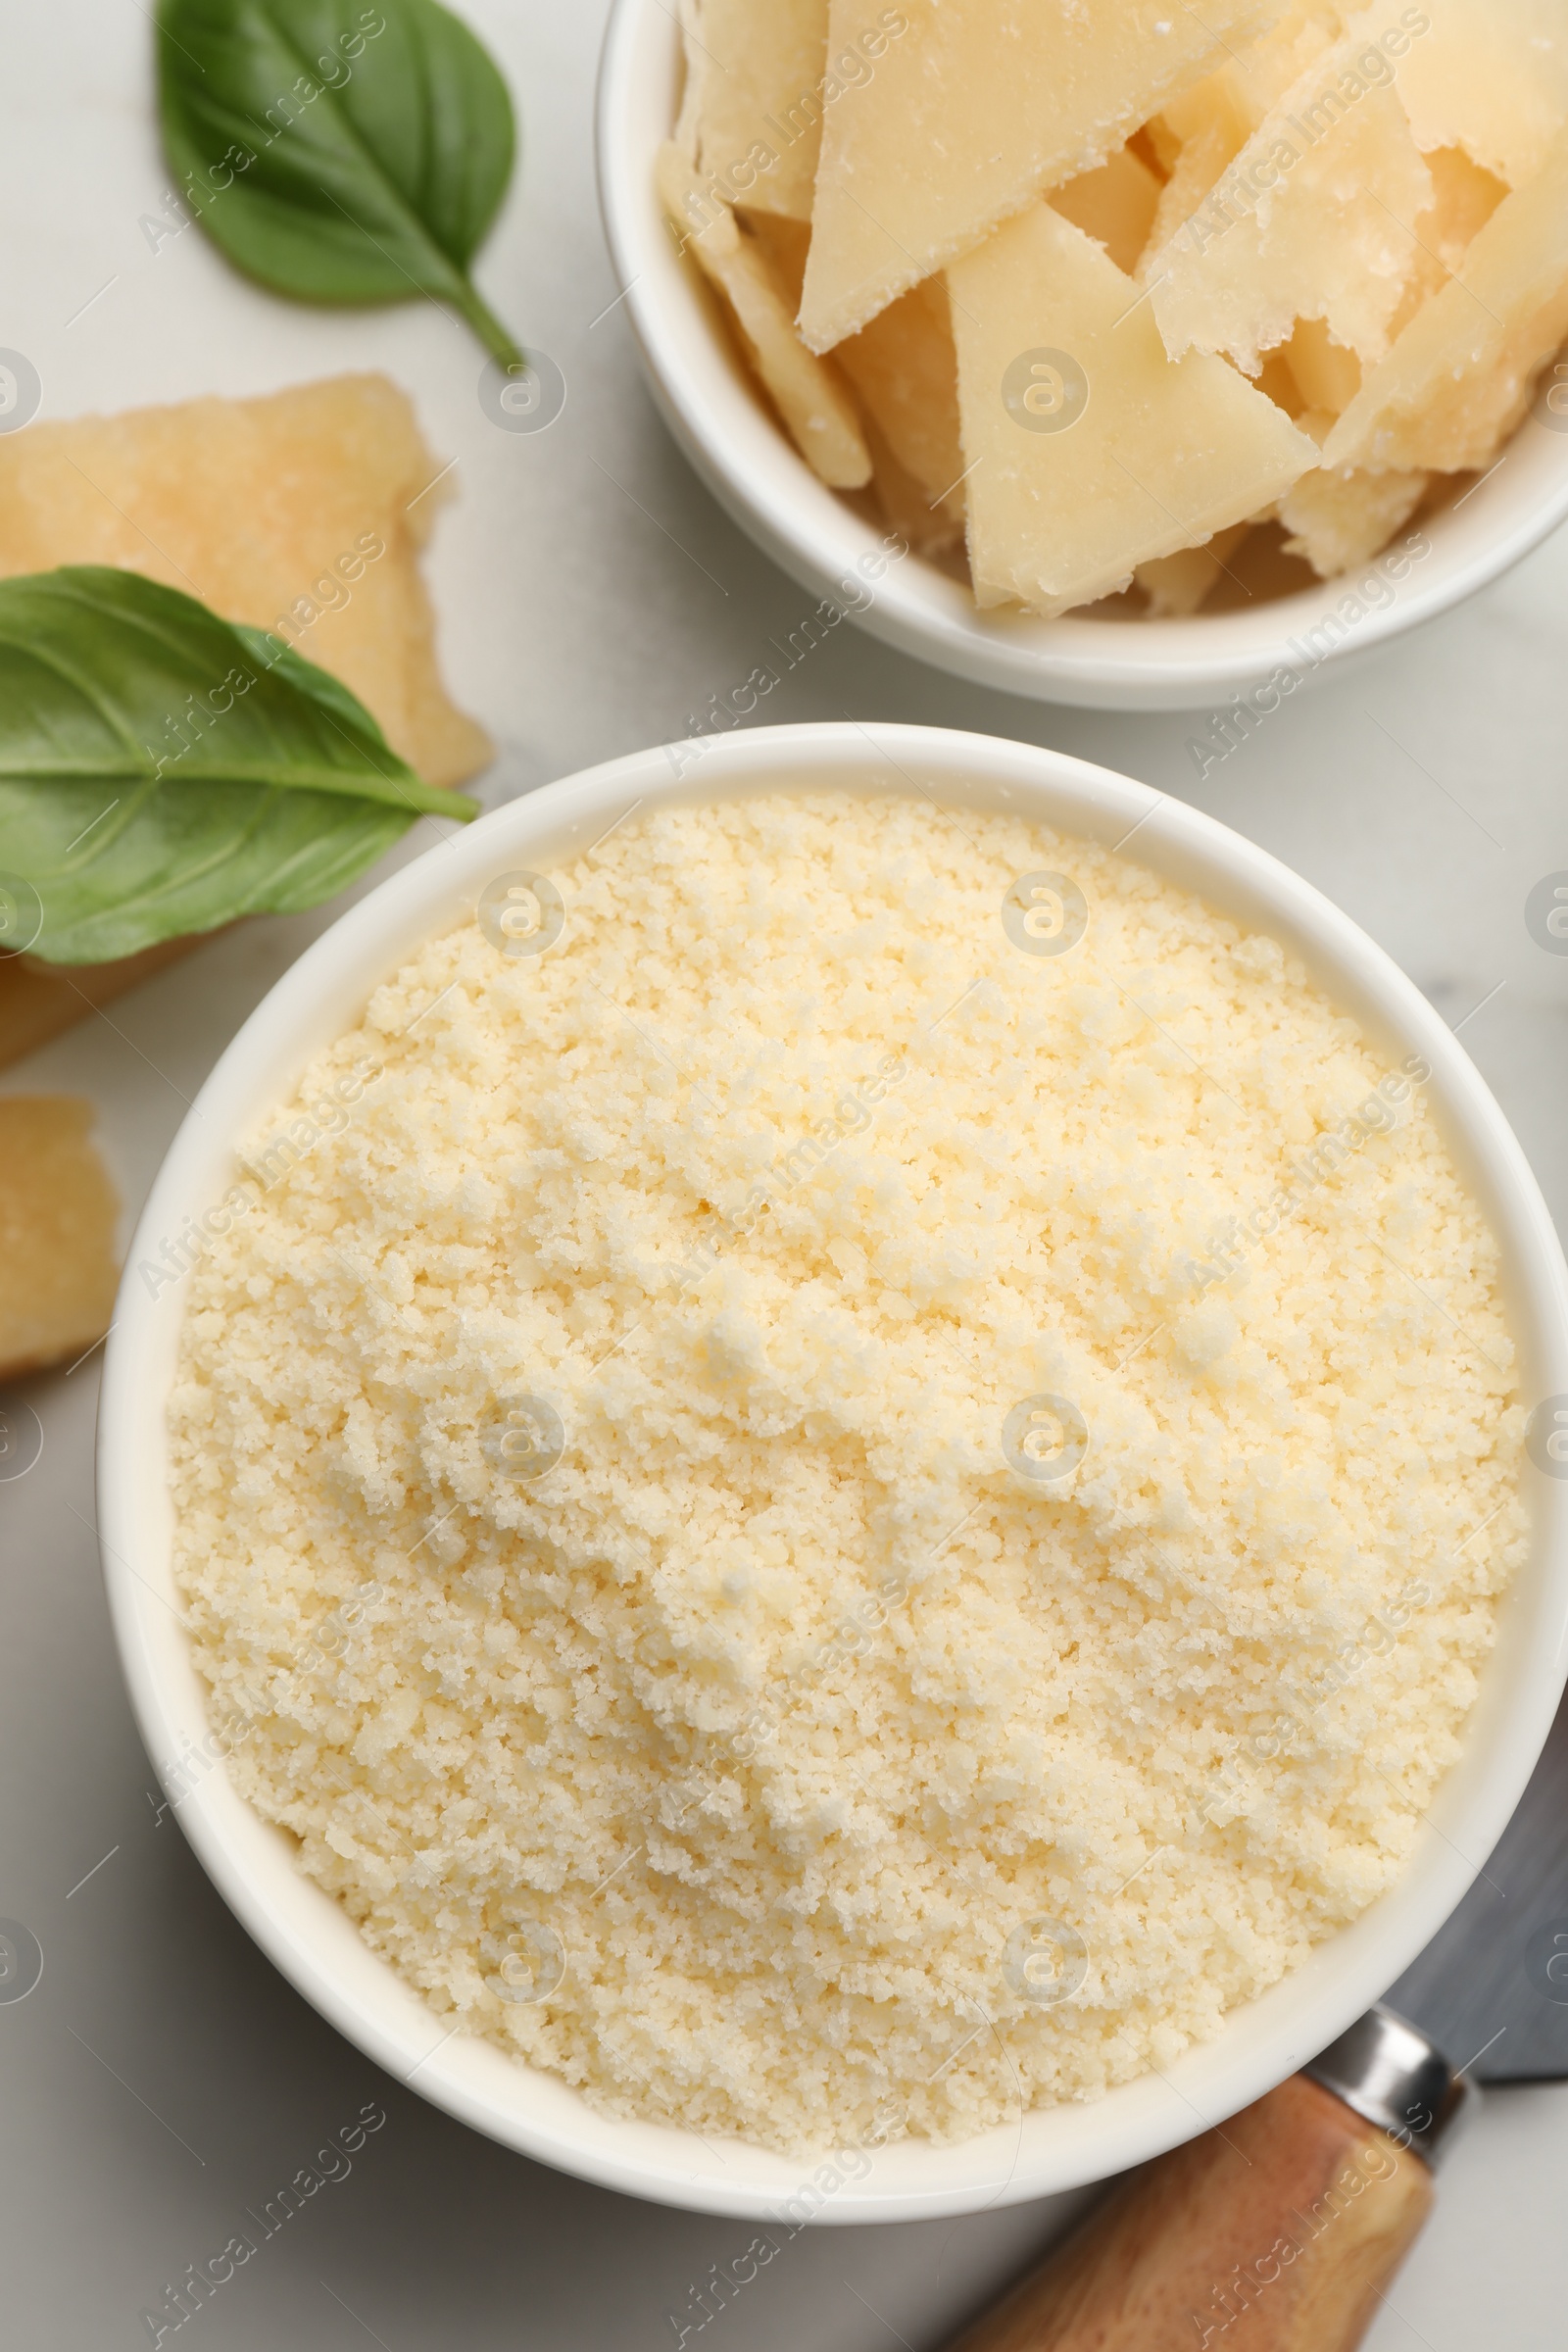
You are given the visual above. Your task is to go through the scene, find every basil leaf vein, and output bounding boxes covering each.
[0,566,476,965]
[156,0,524,368]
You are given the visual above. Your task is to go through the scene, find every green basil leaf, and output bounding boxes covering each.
[156,0,523,367]
[0,566,475,965]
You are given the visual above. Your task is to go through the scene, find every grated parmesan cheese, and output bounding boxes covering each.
[170,793,1524,2154]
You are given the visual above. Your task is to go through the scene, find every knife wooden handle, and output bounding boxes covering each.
[947,2074,1432,2352]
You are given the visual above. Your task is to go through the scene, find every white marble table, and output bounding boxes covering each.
[2,5,1565,2344]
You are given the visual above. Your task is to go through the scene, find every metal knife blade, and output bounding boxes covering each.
[1383,1688,1568,2083]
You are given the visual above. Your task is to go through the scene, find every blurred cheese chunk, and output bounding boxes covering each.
[1280,316,1362,413]
[0,937,199,1075]
[949,205,1316,615]
[834,276,964,522]
[0,1098,119,1382]
[659,145,871,487]
[0,376,489,790]
[1147,109,1244,265]
[1152,32,1436,372]
[1417,146,1509,268]
[1369,0,1568,187]
[1137,523,1251,615]
[1144,5,1347,255]
[859,415,965,558]
[1323,123,1568,471]
[1278,442,1429,573]
[681,0,829,220]
[798,0,1285,353]
[1050,144,1164,276]
[742,209,811,307]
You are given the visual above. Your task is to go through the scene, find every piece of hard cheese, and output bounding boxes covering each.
[798,0,1286,353]
[1323,122,1568,470]
[683,0,829,220]
[659,145,871,487]
[859,413,965,558]
[950,205,1317,615]
[1277,315,1360,413]
[0,1097,119,1382]
[1279,439,1428,573]
[748,193,969,528]
[1145,4,1348,258]
[0,936,204,1076]
[1360,0,1568,189]
[834,275,964,520]
[1152,31,1436,373]
[1137,524,1252,615]
[0,377,488,790]
[1050,144,1164,277]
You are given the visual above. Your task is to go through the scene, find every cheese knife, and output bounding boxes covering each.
[933,1690,1568,2351]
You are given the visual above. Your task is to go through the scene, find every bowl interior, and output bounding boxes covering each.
[596,0,1568,711]
[100,722,1568,2220]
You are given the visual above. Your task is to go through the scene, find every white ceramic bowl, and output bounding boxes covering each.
[100,721,1568,2221]
[595,0,1568,713]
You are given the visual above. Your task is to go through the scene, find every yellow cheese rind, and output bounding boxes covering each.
[1151,32,1435,371]
[685,0,830,220]
[0,377,489,790]
[798,0,1290,354]
[1322,123,1568,472]
[0,1098,120,1381]
[659,146,872,489]
[950,205,1317,617]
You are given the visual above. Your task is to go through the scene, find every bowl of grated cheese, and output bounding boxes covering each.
[99,721,1568,2220]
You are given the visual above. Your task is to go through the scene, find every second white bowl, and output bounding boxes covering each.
[100,722,1568,2220]
[596,0,1568,713]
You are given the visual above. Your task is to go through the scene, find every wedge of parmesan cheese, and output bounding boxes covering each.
[741,209,811,309]
[0,1097,119,1382]
[798,0,1288,354]
[1354,0,1568,189]
[1137,523,1251,615]
[1152,31,1436,372]
[0,377,487,790]
[681,0,829,220]
[1050,144,1164,277]
[659,145,871,488]
[834,275,964,519]
[1418,145,1509,270]
[1378,143,1510,345]
[1323,122,1568,471]
[1145,5,1348,255]
[1281,315,1363,413]
[1147,108,1250,265]
[1278,440,1429,573]
[861,413,966,558]
[949,205,1317,615]
[0,938,202,1075]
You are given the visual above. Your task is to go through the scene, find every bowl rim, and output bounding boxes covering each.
[99,720,1568,2222]
[595,0,1568,714]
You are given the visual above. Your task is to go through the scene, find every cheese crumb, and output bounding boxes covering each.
[170,794,1523,2154]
